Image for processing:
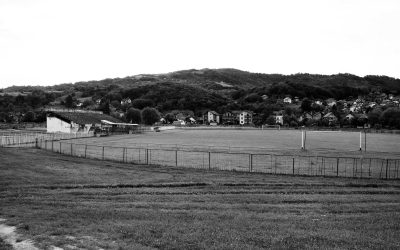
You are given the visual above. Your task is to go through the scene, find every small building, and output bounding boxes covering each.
[120,98,132,105]
[345,113,355,121]
[46,110,134,134]
[322,112,338,125]
[204,111,220,124]
[326,98,337,107]
[283,97,292,104]
[314,100,323,106]
[275,115,283,125]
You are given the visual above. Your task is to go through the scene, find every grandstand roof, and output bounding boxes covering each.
[48,111,122,125]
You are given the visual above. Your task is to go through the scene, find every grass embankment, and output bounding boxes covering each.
[1,148,400,249]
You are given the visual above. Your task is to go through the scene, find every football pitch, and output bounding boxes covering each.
[72,129,400,157]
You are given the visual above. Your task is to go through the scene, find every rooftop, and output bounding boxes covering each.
[48,111,122,125]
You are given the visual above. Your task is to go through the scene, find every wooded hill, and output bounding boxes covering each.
[1,68,399,121]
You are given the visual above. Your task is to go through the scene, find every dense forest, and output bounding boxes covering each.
[0,68,399,128]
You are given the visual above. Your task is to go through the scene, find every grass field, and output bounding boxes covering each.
[1,147,400,249]
[71,129,400,158]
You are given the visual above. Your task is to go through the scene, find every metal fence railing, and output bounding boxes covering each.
[0,132,94,147]
[35,140,400,180]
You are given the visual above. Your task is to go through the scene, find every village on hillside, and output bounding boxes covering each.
[195,93,400,128]
[1,89,399,130]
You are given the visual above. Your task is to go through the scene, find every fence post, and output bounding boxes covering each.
[85,145,87,158]
[208,152,211,170]
[71,143,73,156]
[386,159,389,179]
[336,158,339,177]
[122,147,125,163]
[35,138,38,148]
[102,146,105,160]
[175,150,178,167]
[249,154,253,172]
[292,157,295,175]
[146,149,149,164]
[52,140,54,152]
[59,142,62,154]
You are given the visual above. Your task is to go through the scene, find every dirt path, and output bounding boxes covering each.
[0,218,39,250]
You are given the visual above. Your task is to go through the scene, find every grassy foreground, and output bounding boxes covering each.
[1,148,400,249]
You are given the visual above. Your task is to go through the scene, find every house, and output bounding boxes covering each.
[261,95,268,100]
[186,117,196,124]
[294,97,300,103]
[298,112,313,122]
[298,112,322,123]
[345,113,355,121]
[94,98,102,105]
[355,113,368,121]
[238,111,253,125]
[326,98,337,107]
[46,110,131,134]
[322,112,338,125]
[272,111,284,125]
[283,97,292,104]
[204,111,220,124]
[275,115,283,125]
[120,98,132,105]
[222,111,238,125]
[314,100,323,106]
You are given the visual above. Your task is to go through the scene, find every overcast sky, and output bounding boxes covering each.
[0,0,399,88]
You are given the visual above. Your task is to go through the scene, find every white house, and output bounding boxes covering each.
[275,115,283,125]
[205,111,220,124]
[121,98,132,105]
[283,97,292,104]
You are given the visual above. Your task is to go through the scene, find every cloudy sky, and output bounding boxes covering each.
[0,0,399,88]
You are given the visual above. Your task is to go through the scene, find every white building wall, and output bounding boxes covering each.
[208,112,214,122]
[207,112,220,123]
[47,116,72,133]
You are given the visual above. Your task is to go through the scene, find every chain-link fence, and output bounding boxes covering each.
[37,139,400,180]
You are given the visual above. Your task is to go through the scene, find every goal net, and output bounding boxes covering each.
[301,130,364,153]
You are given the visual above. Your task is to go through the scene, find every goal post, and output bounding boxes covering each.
[301,130,366,152]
